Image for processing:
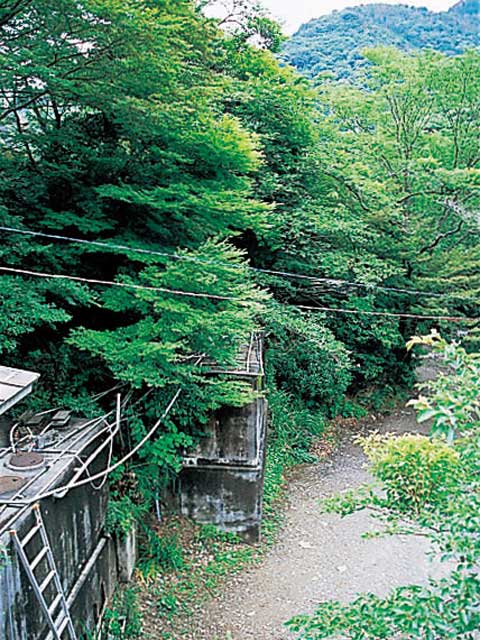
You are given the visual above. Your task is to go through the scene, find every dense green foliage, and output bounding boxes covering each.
[0,0,479,560]
[283,0,480,80]
[0,1,271,421]
[288,333,480,639]
[265,305,351,415]
[272,46,480,392]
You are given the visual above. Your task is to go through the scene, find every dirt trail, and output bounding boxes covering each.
[187,406,443,640]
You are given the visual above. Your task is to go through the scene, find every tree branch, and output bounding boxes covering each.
[419,220,464,255]
[0,0,31,27]
[321,170,371,212]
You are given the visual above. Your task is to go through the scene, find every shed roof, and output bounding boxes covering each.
[0,366,40,415]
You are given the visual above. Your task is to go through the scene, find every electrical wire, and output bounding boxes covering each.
[0,224,464,300]
[0,265,237,302]
[21,389,181,503]
[0,356,205,506]
[0,229,477,499]
[68,420,117,493]
[0,226,475,510]
[257,270,447,297]
[73,394,121,491]
[0,262,477,322]
[296,304,478,322]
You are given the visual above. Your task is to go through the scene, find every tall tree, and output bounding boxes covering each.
[0,0,268,399]
[268,48,480,389]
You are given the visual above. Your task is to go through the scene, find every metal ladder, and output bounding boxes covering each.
[10,503,77,640]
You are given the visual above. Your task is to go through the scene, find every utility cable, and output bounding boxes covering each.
[28,387,182,503]
[0,224,464,300]
[0,357,205,506]
[296,304,478,322]
[73,394,121,491]
[0,263,477,322]
[0,265,237,302]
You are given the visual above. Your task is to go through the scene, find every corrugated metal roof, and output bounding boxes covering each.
[0,366,40,415]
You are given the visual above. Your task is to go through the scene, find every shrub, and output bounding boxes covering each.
[266,304,352,416]
[357,432,461,514]
[287,334,480,639]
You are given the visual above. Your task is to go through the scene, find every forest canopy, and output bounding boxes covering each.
[0,0,479,521]
[283,0,480,80]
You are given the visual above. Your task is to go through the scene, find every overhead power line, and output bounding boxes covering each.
[296,304,478,323]
[256,269,446,297]
[0,265,237,302]
[0,263,478,322]
[0,224,459,300]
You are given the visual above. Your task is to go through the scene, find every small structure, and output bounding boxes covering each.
[0,369,135,639]
[180,333,268,542]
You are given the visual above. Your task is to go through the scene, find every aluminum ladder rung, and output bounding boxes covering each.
[45,612,70,640]
[39,569,56,593]
[54,613,70,637]
[30,546,49,571]
[48,593,63,616]
[20,523,41,547]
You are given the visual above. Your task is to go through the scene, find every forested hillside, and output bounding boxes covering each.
[0,0,479,573]
[283,0,480,79]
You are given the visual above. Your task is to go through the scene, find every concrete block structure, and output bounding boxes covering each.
[180,333,268,543]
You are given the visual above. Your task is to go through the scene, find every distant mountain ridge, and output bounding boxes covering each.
[282,0,480,80]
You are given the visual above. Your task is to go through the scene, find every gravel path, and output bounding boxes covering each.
[187,406,443,640]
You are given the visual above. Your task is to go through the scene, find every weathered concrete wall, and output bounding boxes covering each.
[180,393,268,543]
[180,464,265,543]
[0,475,117,639]
[0,424,136,639]
[116,525,137,584]
[186,400,260,464]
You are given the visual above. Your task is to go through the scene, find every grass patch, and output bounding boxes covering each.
[136,518,258,638]
[95,586,143,639]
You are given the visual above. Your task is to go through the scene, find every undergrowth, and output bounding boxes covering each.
[92,587,142,639]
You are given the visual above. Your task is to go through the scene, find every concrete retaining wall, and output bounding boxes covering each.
[0,483,117,639]
[180,393,268,543]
